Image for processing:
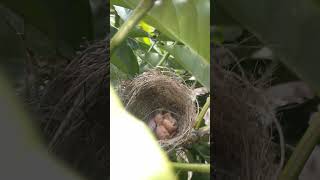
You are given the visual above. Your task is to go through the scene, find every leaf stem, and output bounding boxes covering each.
[195,96,210,129]
[278,111,320,180]
[110,0,155,55]
[171,162,210,173]
[157,41,177,67]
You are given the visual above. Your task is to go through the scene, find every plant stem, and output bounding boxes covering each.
[278,111,320,180]
[195,96,210,129]
[147,40,157,53]
[110,0,155,55]
[156,52,170,67]
[156,41,178,67]
[187,126,210,145]
[171,162,210,173]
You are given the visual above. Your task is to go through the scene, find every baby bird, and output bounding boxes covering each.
[155,125,170,140]
[148,113,162,131]
[162,113,177,134]
[148,112,178,140]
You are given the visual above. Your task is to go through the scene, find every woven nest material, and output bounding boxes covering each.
[118,69,197,151]
[213,63,280,180]
[36,38,108,180]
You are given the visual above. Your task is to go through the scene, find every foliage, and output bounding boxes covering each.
[111,0,210,89]
[110,1,210,179]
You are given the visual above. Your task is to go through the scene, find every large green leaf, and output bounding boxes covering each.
[162,44,210,89]
[111,42,139,76]
[142,52,163,66]
[111,0,210,63]
[111,26,139,75]
[0,0,93,49]
[216,0,320,92]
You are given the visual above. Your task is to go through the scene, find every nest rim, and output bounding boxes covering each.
[118,68,198,151]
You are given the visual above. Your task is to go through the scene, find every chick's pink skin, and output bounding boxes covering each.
[149,112,178,140]
[156,125,170,140]
[163,113,176,125]
[162,113,177,134]
[154,113,163,124]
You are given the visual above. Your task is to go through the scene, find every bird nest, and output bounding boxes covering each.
[213,63,281,180]
[34,38,108,180]
[118,69,197,151]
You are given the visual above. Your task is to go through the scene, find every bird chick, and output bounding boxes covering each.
[155,125,170,140]
[148,113,163,132]
[148,112,178,140]
[162,113,177,134]
[154,113,163,124]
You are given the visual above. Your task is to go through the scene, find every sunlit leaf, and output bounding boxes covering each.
[111,26,139,75]
[111,0,210,62]
[139,21,155,34]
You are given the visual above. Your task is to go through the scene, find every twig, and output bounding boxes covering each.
[171,162,210,173]
[156,41,177,67]
[278,111,320,180]
[110,0,155,54]
[195,96,210,129]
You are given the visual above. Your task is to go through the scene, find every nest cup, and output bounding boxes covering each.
[35,38,108,180]
[119,69,197,151]
[144,108,180,124]
[213,63,279,180]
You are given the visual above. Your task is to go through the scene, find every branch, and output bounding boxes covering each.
[195,96,210,129]
[156,41,178,67]
[279,111,320,180]
[171,162,210,173]
[110,0,155,54]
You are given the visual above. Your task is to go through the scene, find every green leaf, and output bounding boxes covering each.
[111,26,139,75]
[129,27,150,38]
[193,142,210,163]
[111,42,139,76]
[0,0,93,49]
[111,0,210,62]
[216,0,320,93]
[110,63,130,86]
[143,52,163,66]
[162,44,210,90]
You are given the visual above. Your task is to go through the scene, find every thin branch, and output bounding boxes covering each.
[171,162,210,173]
[278,111,320,180]
[195,96,210,129]
[156,41,177,67]
[110,0,155,54]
